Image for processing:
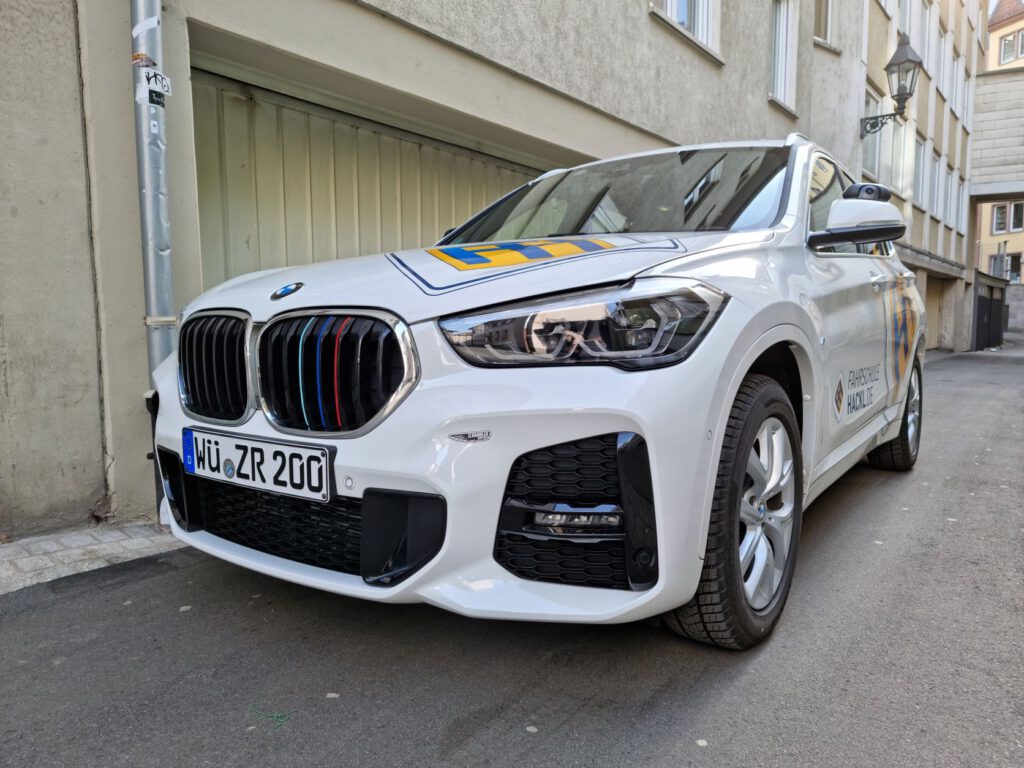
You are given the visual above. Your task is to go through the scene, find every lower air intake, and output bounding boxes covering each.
[200,479,363,574]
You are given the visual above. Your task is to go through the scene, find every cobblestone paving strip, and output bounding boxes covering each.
[0,522,185,595]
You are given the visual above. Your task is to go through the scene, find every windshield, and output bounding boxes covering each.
[447,147,791,244]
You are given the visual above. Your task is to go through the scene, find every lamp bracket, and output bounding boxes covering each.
[860,111,904,139]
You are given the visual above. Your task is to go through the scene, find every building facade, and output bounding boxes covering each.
[974,0,1024,292]
[860,0,985,352]
[0,0,980,537]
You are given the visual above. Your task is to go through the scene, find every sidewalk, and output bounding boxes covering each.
[0,521,184,595]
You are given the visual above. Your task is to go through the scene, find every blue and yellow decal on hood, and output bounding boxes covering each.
[387,234,684,296]
[426,237,618,271]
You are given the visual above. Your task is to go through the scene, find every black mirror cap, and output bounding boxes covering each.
[807,222,906,250]
[843,183,892,202]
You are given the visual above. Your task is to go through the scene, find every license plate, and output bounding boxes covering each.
[182,428,331,502]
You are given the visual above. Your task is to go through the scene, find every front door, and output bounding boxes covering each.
[805,156,890,459]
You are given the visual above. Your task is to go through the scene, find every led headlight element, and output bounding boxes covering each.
[439,278,727,369]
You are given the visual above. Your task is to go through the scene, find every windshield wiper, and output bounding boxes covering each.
[543,228,631,238]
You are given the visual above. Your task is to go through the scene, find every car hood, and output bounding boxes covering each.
[185,231,771,324]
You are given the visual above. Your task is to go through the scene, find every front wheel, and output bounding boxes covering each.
[663,374,803,650]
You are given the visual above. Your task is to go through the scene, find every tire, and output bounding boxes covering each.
[663,374,803,650]
[867,359,922,472]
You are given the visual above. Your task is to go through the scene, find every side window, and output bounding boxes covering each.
[808,156,845,234]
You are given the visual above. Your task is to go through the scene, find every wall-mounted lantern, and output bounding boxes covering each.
[861,33,923,138]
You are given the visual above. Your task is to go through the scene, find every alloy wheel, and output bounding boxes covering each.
[739,417,797,611]
[906,367,921,458]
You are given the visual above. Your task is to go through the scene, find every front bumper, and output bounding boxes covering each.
[153,321,728,624]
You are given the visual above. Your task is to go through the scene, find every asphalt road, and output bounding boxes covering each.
[3,347,1022,768]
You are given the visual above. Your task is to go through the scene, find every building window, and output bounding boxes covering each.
[912,138,925,205]
[963,72,972,125]
[993,204,1008,234]
[919,0,931,70]
[1013,201,1024,231]
[897,0,910,32]
[1020,30,1024,58]
[771,0,795,105]
[990,254,1022,283]
[814,0,831,41]
[951,55,961,113]
[1002,34,1016,64]
[950,177,958,231]
[651,0,719,50]
[930,153,940,217]
[936,28,947,92]
[891,120,906,192]
[944,167,953,224]
[862,92,881,177]
[1009,254,1022,284]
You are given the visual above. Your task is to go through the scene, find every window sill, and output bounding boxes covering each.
[813,37,842,56]
[862,169,879,183]
[768,95,798,120]
[912,201,927,214]
[648,6,724,67]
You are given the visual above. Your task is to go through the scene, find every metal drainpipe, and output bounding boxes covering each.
[131,0,175,520]
[131,0,175,384]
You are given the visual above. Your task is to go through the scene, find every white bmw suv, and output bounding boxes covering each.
[153,133,925,649]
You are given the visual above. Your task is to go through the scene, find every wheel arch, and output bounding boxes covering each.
[695,324,819,552]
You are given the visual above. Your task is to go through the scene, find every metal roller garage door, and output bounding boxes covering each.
[191,71,540,290]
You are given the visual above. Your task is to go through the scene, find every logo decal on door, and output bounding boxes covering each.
[833,375,845,421]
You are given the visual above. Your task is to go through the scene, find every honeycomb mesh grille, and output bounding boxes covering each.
[497,433,629,590]
[505,433,620,505]
[494,533,628,590]
[198,479,361,574]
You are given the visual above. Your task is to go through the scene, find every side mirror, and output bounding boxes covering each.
[807,199,905,250]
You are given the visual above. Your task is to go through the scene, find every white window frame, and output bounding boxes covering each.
[862,91,882,178]
[912,137,925,206]
[1020,30,1024,59]
[963,70,971,125]
[930,153,941,218]
[952,175,962,232]
[944,166,953,225]
[770,0,797,108]
[936,28,947,94]
[952,55,963,115]
[651,0,721,53]
[954,181,962,234]
[898,0,911,33]
[891,120,907,193]
[1012,201,1024,232]
[919,0,931,72]
[814,0,833,43]
[993,203,1008,235]
[945,43,956,99]
[1001,34,1016,65]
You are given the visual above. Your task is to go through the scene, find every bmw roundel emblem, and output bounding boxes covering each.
[271,282,303,300]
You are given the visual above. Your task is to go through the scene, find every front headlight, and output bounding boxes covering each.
[439,278,727,369]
